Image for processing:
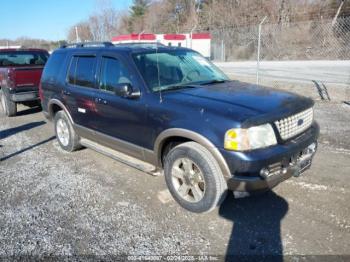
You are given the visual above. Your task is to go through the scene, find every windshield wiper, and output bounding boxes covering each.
[160,84,198,92]
[199,79,229,85]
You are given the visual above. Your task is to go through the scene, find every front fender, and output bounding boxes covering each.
[154,128,231,178]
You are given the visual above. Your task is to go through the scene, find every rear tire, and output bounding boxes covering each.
[0,89,17,117]
[54,111,81,152]
[164,142,228,213]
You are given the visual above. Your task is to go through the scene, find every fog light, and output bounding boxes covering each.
[260,168,270,178]
[307,142,317,154]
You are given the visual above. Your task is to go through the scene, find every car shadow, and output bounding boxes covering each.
[0,136,55,162]
[219,191,289,261]
[0,121,46,140]
[16,105,42,116]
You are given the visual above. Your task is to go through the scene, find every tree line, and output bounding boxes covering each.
[67,0,350,42]
[2,0,349,50]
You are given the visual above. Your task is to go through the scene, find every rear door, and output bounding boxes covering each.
[63,54,99,130]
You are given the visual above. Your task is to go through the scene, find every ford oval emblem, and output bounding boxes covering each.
[297,119,304,126]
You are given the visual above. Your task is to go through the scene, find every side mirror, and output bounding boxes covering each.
[113,83,140,99]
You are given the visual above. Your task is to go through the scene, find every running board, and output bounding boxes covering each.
[80,138,162,176]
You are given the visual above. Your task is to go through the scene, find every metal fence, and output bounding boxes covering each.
[211,17,350,102]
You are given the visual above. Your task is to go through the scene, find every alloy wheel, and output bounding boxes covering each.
[56,118,70,146]
[171,158,206,203]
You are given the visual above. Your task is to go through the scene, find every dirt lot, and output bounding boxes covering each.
[0,102,350,260]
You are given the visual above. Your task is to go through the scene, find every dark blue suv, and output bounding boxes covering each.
[40,42,319,213]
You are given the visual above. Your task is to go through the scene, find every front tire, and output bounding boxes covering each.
[0,89,17,117]
[54,111,81,152]
[164,142,228,213]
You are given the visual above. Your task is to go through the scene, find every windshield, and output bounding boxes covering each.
[0,51,49,67]
[133,50,229,92]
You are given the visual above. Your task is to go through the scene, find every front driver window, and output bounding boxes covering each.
[99,57,132,92]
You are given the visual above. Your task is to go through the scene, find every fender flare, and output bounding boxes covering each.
[47,99,74,124]
[154,128,231,178]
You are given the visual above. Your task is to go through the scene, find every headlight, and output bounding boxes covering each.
[224,124,277,151]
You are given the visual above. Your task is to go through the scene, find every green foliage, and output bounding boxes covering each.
[128,0,150,32]
[130,0,150,17]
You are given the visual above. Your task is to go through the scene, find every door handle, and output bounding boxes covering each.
[63,90,71,96]
[94,97,107,104]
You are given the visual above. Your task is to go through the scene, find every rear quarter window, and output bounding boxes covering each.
[42,52,66,83]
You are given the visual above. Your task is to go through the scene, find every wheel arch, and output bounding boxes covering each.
[154,128,231,178]
[48,99,74,124]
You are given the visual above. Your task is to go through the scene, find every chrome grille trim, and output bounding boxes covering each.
[274,108,313,140]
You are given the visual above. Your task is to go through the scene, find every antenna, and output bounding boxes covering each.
[156,42,162,103]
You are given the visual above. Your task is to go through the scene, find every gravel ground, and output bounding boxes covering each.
[0,102,350,260]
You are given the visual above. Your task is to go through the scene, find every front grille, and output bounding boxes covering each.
[274,108,313,140]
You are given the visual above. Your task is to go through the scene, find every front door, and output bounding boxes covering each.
[93,54,148,157]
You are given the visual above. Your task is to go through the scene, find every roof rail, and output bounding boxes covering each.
[60,42,114,48]
[114,42,165,47]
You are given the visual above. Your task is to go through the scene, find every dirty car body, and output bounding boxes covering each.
[40,43,319,212]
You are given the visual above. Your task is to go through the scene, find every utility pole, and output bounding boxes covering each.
[190,0,200,49]
[256,16,267,86]
[138,30,145,41]
[332,0,345,26]
[75,26,79,42]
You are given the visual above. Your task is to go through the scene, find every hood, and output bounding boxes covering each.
[164,81,314,126]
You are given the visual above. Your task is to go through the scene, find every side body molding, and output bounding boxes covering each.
[153,128,232,178]
[45,103,231,179]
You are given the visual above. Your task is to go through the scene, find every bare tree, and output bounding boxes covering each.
[66,0,350,42]
[67,22,93,42]
[67,0,126,42]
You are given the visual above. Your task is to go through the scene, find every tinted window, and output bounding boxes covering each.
[68,57,78,84]
[42,52,65,82]
[99,57,131,92]
[68,56,96,88]
[0,51,49,66]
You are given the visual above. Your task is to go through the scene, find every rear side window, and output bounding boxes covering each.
[68,56,96,88]
[42,52,66,82]
[99,57,132,92]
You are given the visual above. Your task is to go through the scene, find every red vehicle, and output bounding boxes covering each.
[0,48,49,116]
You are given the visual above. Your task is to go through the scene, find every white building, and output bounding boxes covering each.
[0,45,22,49]
[111,33,211,58]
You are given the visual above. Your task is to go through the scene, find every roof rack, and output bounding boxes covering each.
[60,42,114,49]
[114,42,166,47]
[114,42,165,46]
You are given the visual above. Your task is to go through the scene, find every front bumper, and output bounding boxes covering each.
[222,122,319,194]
